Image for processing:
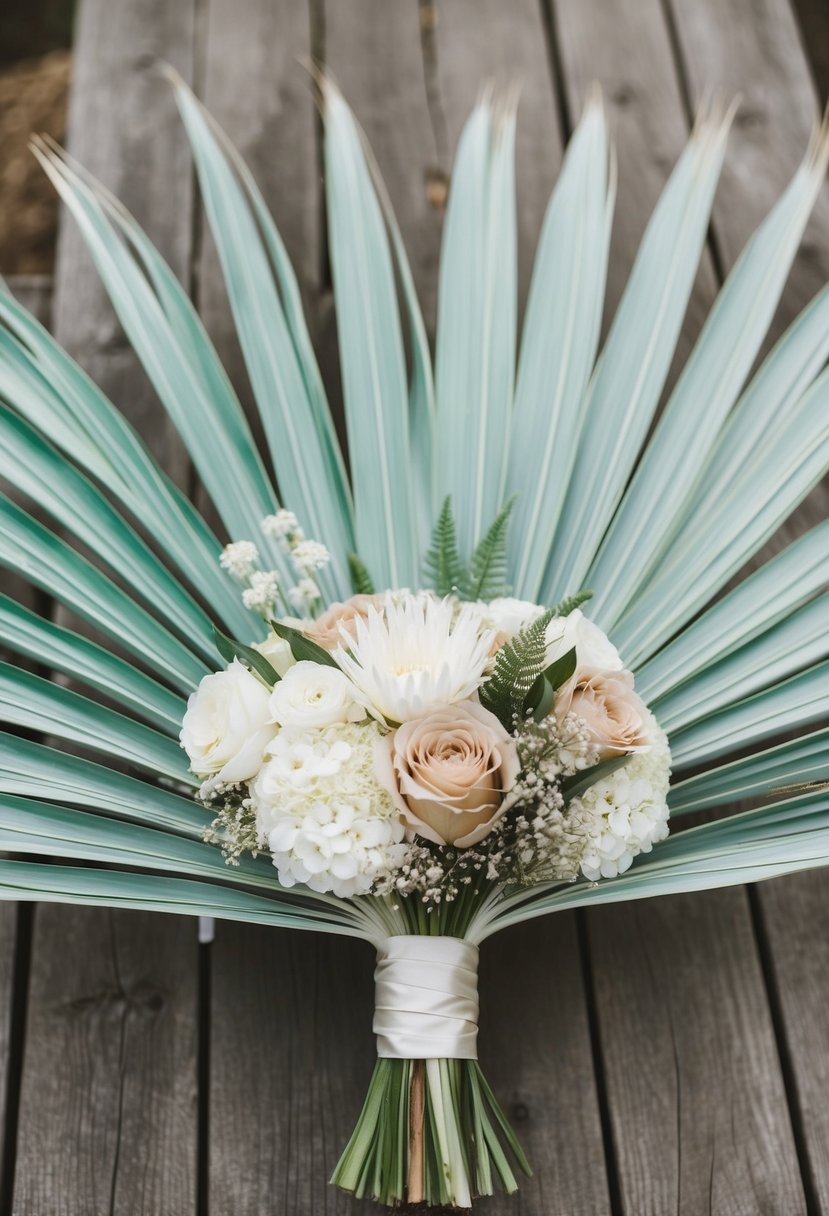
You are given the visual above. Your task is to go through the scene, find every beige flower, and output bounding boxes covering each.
[303,594,387,650]
[376,700,519,847]
[558,669,651,759]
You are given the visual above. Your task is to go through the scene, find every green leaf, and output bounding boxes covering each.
[347,552,376,597]
[561,755,630,802]
[525,675,555,723]
[423,498,466,596]
[461,498,515,601]
[270,620,339,667]
[550,589,593,618]
[213,627,280,687]
[480,610,553,729]
[544,646,577,691]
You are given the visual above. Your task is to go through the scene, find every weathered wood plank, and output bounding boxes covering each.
[662,3,829,1207]
[0,904,23,1208]
[588,893,806,1214]
[12,0,202,1211]
[14,906,198,1216]
[480,919,609,1215]
[209,925,380,1216]
[757,873,829,1211]
[550,1,810,1209]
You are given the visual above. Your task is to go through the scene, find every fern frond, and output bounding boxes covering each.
[480,609,553,728]
[347,552,376,596]
[461,498,515,601]
[550,588,593,617]
[423,497,466,596]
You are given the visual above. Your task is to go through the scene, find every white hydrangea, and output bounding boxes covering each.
[219,540,258,579]
[261,510,302,541]
[565,719,671,882]
[242,569,280,613]
[250,721,405,898]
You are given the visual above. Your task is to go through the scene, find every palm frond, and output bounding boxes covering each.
[587,114,829,627]
[0,293,257,639]
[507,96,613,599]
[477,790,829,938]
[668,728,829,815]
[0,496,209,690]
[31,141,292,581]
[0,596,184,733]
[669,660,829,769]
[322,80,419,588]
[543,104,734,602]
[0,663,194,783]
[0,733,205,834]
[0,860,364,935]
[434,98,517,555]
[171,81,354,597]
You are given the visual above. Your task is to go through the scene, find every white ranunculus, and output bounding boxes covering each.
[180,659,276,782]
[253,631,297,678]
[544,609,623,674]
[268,661,366,729]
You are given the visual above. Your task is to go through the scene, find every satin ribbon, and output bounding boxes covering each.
[373,935,480,1060]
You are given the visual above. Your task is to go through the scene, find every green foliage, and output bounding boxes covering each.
[423,497,515,600]
[269,619,339,666]
[423,497,465,596]
[480,610,553,729]
[213,627,280,687]
[550,588,593,617]
[347,552,376,596]
[461,497,515,600]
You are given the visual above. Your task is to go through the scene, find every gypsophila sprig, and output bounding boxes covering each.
[219,539,259,579]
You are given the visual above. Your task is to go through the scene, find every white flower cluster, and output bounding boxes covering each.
[218,513,333,621]
[251,723,405,897]
[566,719,671,881]
[182,585,673,904]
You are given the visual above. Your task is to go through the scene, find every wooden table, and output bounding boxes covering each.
[3,0,829,1212]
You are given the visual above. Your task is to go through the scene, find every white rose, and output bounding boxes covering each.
[268,661,366,729]
[253,631,297,678]
[180,659,276,782]
[545,609,623,674]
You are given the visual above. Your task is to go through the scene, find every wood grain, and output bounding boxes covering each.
[0,904,22,1205]
[208,925,380,1216]
[11,0,202,1211]
[588,893,806,1215]
[757,873,829,1211]
[13,906,198,1216]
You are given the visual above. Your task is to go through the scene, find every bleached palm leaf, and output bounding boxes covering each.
[0,79,827,931]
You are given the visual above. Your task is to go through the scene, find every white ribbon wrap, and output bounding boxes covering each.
[373,935,479,1060]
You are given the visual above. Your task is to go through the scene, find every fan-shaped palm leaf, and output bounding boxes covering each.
[0,78,827,932]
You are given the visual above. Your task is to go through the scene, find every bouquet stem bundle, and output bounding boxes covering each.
[333,1049,529,1208]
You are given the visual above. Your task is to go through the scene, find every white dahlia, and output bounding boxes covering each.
[333,595,495,723]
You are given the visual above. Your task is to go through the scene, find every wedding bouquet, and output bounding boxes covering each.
[1,73,828,1210]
